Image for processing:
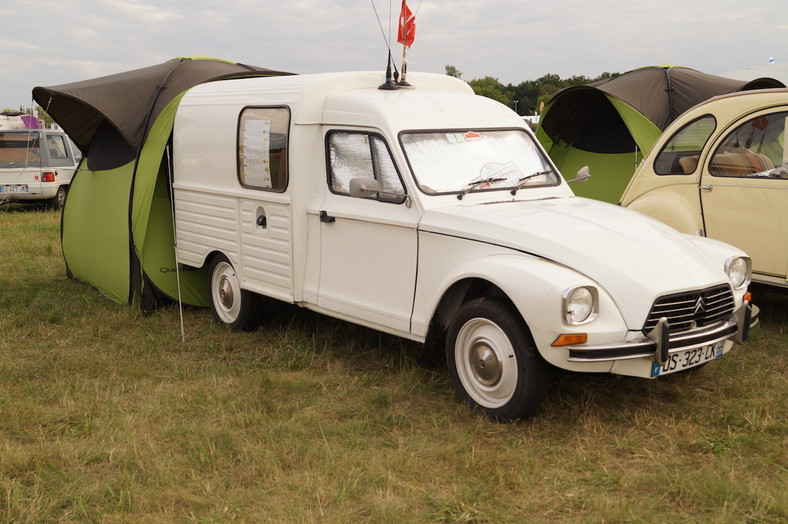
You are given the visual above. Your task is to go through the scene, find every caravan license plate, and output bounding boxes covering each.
[651,341,724,377]
[0,184,29,193]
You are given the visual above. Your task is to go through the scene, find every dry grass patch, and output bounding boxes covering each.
[1,204,786,522]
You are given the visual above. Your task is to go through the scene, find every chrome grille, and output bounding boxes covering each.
[643,284,735,333]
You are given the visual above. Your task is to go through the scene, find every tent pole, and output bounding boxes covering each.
[165,144,186,343]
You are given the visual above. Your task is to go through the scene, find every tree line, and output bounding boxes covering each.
[2,105,54,126]
[6,68,619,126]
[445,65,619,116]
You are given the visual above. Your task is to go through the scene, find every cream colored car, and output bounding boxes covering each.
[621,89,788,288]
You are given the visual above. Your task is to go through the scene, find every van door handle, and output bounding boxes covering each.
[320,210,335,223]
[699,184,713,192]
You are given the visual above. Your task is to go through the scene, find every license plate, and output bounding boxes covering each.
[650,340,724,377]
[0,184,29,193]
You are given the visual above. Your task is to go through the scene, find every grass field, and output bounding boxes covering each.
[1,204,786,523]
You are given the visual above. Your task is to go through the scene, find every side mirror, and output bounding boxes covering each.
[567,165,590,184]
[349,177,381,198]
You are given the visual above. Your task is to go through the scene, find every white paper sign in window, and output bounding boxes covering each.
[238,107,289,191]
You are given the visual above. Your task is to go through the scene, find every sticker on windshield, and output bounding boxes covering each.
[447,131,483,143]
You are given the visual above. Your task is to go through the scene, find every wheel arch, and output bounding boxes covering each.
[423,277,523,361]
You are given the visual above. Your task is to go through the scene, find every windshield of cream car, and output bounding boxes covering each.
[401,129,558,195]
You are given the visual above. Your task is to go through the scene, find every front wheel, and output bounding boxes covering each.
[446,298,547,421]
[209,255,260,331]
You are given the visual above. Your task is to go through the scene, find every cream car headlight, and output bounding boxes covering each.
[562,286,598,325]
[725,256,751,289]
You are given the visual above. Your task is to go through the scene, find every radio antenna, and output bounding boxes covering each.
[370,0,400,89]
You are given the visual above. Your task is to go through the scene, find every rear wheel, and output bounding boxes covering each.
[209,255,259,331]
[446,297,547,421]
[48,185,67,210]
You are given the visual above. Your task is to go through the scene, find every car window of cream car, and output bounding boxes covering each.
[653,115,717,175]
[708,111,788,178]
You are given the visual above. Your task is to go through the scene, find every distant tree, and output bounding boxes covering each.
[468,76,511,107]
[445,65,463,79]
[35,106,54,127]
[1,105,54,127]
[444,68,621,115]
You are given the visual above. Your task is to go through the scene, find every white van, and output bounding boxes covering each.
[170,72,756,420]
[0,128,81,209]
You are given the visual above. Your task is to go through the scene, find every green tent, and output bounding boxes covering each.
[536,66,784,203]
[33,57,292,308]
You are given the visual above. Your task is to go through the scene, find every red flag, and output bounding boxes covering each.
[397,1,416,48]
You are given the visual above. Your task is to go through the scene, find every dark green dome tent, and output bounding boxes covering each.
[536,66,784,203]
[33,57,292,308]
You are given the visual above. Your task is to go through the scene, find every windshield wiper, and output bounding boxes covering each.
[457,177,506,200]
[510,169,553,195]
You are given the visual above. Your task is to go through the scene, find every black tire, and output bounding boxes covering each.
[48,185,67,210]
[446,297,547,421]
[209,255,260,331]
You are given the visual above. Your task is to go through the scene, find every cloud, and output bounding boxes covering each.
[1,0,785,108]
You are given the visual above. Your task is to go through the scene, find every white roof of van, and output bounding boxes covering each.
[181,71,524,131]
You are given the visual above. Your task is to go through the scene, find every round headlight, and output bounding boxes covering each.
[563,286,598,325]
[725,256,751,289]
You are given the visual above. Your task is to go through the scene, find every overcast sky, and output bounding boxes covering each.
[1,0,785,111]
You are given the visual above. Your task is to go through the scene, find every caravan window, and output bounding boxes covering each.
[237,107,290,191]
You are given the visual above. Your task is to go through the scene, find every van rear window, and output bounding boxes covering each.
[0,132,41,168]
[237,107,290,191]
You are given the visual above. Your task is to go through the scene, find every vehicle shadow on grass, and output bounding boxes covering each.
[235,298,742,424]
[750,283,788,326]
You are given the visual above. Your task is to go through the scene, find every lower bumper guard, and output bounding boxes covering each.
[567,301,758,363]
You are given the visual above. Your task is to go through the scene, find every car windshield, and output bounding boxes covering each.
[401,129,558,195]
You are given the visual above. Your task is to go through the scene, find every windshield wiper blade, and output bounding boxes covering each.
[457,177,506,200]
[510,169,553,195]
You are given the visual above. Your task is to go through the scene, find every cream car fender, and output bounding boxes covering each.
[625,189,704,235]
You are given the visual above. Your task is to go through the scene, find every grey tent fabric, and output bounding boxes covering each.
[33,57,292,169]
[537,66,785,203]
[540,66,785,152]
[587,67,784,128]
[31,57,293,309]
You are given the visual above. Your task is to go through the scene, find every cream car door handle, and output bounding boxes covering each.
[699,184,713,192]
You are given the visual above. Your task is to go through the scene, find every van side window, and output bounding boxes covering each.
[327,131,406,203]
[709,111,788,178]
[237,107,289,191]
[654,115,716,175]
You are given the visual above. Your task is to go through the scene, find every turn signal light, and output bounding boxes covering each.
[744,292,752,303]
[42,172,56,182]
[552,333,587,347]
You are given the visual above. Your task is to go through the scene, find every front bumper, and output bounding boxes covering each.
[567,301,758,364]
